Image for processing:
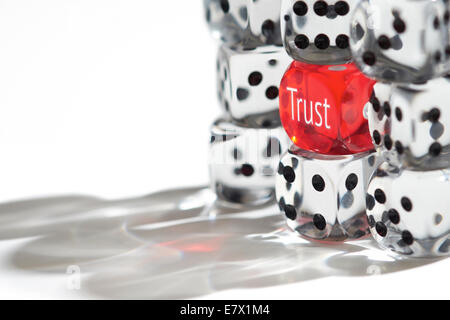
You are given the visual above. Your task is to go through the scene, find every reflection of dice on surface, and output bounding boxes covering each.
[279,61,376,155]
[368,77,450,170]
[276,145,380,242]
[204,0,282,48]
[281,0,359,65]
[217,45,291,128]
[350,0,450,83]
[366,162,450,257]
[210,119,290,206]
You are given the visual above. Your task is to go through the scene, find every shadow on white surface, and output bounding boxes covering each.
[0,186,443,299]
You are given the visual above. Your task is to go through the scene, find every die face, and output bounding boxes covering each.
[276,149,341,241]
[276,145,379,242]
[210,119,290,206]
[204,0,283,48]
[279,61,376,155]
[217,45,292,128]
[390,79,450,169]
[368,77,450,170]
[350,0,450,83]
[366,162,450,257]
[281,0,358,65]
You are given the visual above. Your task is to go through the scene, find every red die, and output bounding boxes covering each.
[279,61,376,155]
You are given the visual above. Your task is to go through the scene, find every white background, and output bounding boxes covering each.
[0,0,448,300]
[0,0,216,200]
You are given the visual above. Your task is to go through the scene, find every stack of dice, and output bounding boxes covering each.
[275,0,379,242]
[204,0,292,207]
[204,0,450,258]
[352,0,450,257]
